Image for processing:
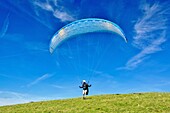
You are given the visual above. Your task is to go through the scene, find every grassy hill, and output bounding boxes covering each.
[0,92,170,113]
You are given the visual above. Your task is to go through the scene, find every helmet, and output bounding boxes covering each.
[82,80,86,83]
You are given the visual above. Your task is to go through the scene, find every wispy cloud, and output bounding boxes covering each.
[0,13,10,38]
[2,1,54,30]
[121,2,169,70]
[133,2,168,49]
[51,84,64,89]
[0,73,27,81]
[34,1,53,11]
[93,70,114,79]
[0,33,49,59]
[27,73,54,87]
[122,34,166,70]
[34,0,76,22]
[0,90,52,106]
[0,91,29,106]
[53,10,75,22]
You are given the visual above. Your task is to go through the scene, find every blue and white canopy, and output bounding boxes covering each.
[49,18,127,53]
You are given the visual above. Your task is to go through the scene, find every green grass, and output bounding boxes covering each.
[0,92,170,113]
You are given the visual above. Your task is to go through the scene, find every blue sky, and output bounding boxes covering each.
[0,0,170,106]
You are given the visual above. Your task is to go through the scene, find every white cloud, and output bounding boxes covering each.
[121,2,169,70]
[34,1,53,11]
[123,34,166,70]
[133,2,168,49]
[27,73,54,87]
[33,0,76,22]
[0,73,26,81]
[93,70,114,79]
[3,1,54,30]
[53,10,75,22]
[0,13,10,38]
[51,84,64,89]
[0,91,52,106]
[0,33,49,59]
[0,91,34,106]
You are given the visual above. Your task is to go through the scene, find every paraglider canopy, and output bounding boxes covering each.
[49,18,127,53]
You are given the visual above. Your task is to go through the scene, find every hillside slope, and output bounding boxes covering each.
[0,92,170,113]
